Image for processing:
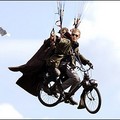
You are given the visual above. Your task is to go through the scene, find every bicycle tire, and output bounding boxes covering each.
[84,86,101,114]
[38,80,62,107]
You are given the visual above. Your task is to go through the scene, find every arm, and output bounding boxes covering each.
[75,48,93,68]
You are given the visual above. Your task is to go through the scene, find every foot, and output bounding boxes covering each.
[64,93,78,105]
[64,92,71,103]
[68,97,78,105]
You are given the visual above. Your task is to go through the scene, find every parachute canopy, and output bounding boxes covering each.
[54,1,89,30]
[73,1,89,28]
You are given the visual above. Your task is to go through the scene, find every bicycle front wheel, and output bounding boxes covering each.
[84,86,101,114]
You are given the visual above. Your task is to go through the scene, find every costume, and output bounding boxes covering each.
[9,38,56,96]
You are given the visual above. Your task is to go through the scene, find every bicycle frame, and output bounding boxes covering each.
[38,62,101,114]
[67,65,98,97]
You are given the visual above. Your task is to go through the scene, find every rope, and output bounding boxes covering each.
[73,1,90,28]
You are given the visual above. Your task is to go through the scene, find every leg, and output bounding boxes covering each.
[62,64,80,95]
[62,64,81,105]
[43,67,61,94]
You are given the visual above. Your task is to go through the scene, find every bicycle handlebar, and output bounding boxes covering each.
[74,54,93,72]
[76,65,91,72]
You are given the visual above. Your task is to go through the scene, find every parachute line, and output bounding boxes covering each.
[79,1,90,22]
[73,1,90,28]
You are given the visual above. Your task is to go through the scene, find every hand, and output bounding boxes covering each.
[50,34,56,41]
[87,61,93,69]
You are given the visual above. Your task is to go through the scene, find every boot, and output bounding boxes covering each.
[69,96,78,105]
[64,92,78,105]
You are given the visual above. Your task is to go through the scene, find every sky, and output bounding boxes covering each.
[0,1,120,119]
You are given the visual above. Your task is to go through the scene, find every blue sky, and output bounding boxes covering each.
[0,1,120,119]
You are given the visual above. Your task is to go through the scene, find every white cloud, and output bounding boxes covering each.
[94,2,120,60]
[77,1,120,61]
[0,103,23,119]
[6,33,11,37]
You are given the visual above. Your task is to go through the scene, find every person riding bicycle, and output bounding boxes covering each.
[58,28,93,106]
[8,28,59,96]
[46,27,93,106]
[46,28,72,81]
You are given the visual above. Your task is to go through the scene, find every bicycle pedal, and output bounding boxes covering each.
[64,99,69,103]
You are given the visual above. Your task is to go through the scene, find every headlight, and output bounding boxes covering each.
[90,79,98,86]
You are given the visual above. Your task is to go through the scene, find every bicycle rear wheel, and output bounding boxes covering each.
[84,86,101,114]
[38,80,62,107]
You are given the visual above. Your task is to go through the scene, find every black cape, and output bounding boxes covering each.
[9,39,55,96]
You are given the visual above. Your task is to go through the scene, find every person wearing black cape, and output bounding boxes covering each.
[8,29,58,96]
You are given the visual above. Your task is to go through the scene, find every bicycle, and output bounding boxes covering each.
[37,64,102,114]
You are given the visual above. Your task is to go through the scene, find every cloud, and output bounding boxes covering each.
[77,1,120,61]
[0,103,23,119]
[6,33,11,37]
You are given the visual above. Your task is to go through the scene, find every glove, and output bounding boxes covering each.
[87,61,93,69]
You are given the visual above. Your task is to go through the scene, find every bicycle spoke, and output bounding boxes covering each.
[38,80,62,107]
[84,87,101,114]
